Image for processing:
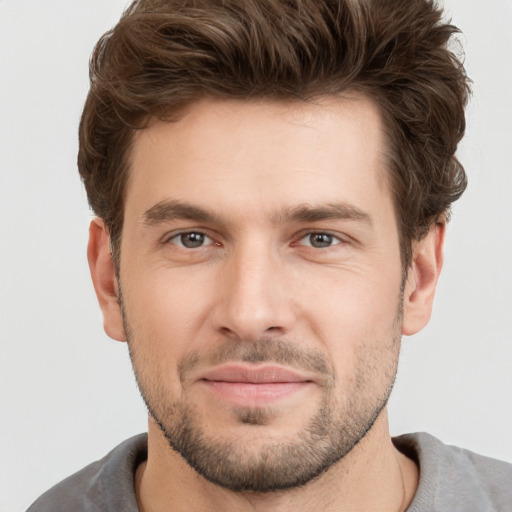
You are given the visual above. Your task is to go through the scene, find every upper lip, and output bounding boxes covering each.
[199,364,313,384]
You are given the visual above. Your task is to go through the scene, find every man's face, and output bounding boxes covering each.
[114,96,406,491]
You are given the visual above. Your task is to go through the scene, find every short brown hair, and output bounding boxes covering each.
[78,0,470,269]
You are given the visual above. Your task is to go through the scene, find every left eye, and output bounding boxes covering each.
[298,232,342,248]
[169,232,213,249]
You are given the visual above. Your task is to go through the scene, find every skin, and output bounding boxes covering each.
[88,95,444,511]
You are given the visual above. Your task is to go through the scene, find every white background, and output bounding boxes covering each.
[1,1,511,511]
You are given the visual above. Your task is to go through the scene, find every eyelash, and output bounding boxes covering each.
[163,230,345,250]
[165,230,215,249]
[295,231,343,249]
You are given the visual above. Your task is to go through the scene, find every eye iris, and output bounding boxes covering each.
[310,233,333,248]
[181,232,205,248]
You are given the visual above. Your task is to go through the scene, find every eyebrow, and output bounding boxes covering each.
[272,203,373,226]
[141,200,372,227]
[142,200,218,225]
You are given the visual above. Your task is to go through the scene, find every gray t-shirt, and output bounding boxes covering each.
[27,432,512,511]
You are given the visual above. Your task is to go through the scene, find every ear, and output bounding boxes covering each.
[87,218,126,342]
[402,222,445,336]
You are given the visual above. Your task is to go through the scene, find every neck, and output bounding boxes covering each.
[135,410,418,512]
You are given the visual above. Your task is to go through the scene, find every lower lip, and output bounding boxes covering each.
[201,380,311,405]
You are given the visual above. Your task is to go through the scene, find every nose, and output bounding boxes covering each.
[212,242,296,341]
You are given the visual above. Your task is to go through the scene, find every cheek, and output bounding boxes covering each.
[122,266,217,354]
[295,267,402,363]
[122,276,208,400]
[301,265,401,324]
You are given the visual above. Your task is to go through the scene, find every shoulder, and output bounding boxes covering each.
[26,434,147,512]
[394,432,512,512]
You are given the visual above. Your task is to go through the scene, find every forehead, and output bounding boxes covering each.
[126,95,391,225]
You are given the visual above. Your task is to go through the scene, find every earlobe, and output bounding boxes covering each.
[87,218,126,342]
[402,222,445,336]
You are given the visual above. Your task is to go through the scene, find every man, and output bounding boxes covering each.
[27,0,512,511]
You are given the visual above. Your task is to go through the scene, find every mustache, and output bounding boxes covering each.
[178,338,333,383]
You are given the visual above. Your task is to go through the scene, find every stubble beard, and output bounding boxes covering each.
[122,301,403,494]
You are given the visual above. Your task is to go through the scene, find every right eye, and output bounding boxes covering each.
[167,231,213,249]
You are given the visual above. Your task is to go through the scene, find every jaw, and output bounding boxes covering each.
[139,406,414,512]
